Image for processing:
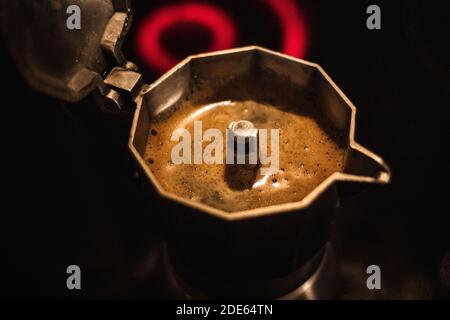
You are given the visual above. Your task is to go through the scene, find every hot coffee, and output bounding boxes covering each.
[145,95,346,213]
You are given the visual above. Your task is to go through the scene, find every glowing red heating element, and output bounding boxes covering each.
[266,0,308,59]
[136,0,308,73]
[136,3,236,72]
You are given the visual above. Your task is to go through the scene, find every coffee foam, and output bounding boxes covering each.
[145,97,346,213]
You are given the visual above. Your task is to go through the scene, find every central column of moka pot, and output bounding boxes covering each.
[129,47,391,299]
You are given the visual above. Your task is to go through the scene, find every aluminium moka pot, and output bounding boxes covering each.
[0,0,390,299]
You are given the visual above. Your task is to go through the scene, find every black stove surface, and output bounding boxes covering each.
[1,0,449,299]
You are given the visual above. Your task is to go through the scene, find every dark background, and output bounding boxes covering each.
[1,0,449,299]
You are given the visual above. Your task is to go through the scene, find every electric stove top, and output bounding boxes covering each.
[1,0,449,300]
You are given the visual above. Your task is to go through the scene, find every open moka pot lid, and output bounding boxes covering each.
[1,0,390,299]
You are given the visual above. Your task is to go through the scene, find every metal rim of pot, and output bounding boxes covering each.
[128,46,391,221]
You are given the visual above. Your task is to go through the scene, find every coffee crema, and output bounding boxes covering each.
[144,99,346,213]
